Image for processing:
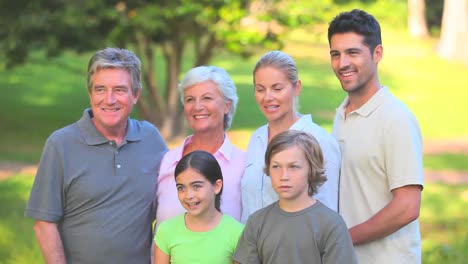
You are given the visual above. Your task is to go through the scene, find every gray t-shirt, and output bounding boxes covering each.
[233,201,357,264]
[25,109,168,264]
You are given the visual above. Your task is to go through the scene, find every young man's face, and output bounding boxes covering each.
[89,68,139,136]
[269,145,310,202]
[329,32,382,95]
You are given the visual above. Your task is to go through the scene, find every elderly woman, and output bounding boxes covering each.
[156,66,246,224]
[240,51,341,223]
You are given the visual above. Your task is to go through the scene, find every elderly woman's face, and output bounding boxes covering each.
[183,81,231,134]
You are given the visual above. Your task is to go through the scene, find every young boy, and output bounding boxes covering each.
[233,130,357,264]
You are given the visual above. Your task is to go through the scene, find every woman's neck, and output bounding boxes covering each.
[268,113,299,142]
[184,131,225,155]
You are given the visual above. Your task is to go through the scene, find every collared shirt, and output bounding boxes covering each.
[156,135,246,225]
[333,87,424,264]
[240,114,341,223]
[25,108,168,264]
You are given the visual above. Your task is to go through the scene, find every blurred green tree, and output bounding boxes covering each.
[0,0,332,139]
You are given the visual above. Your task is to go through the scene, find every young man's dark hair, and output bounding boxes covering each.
[328,9,382,54]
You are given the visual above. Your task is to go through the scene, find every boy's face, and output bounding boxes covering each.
[268,145,310,202]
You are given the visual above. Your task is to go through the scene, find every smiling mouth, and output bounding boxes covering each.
[193,115,209,119]
[102,108,120,112]
[186,202,200,207]
[339,69,357,78]
[264,105,279,111]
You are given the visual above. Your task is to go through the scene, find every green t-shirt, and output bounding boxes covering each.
[155,213,244,264]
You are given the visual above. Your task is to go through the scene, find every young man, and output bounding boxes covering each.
[328,9,424,263]
[233,130,356,264]
[25,48,168,263]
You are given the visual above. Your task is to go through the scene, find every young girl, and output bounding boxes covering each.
[234,130,357,264]
[154,150,244,264]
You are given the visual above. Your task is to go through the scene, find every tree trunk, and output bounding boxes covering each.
[135,34,164,127]
[408,0,429,38]
[195,34,217,66]
[135,33,220,140]
[438,0,468,63]
[160,38,185,140]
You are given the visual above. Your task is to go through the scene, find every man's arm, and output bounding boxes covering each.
[33,220,66,264]
[349,185,422,245]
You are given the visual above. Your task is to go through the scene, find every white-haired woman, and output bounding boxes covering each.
[156,66,246,225]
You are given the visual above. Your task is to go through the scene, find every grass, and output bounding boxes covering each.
[0,176,42,263]
[0,51,90,163]
[424,153,468,171]
[1,174,465,264]
[420,183,468,263]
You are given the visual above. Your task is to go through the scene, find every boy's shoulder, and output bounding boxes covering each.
[248,201,343,224]
[249,201,279,219]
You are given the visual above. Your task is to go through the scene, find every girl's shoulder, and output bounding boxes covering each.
[220,214,244,231]
[158,213,185,231]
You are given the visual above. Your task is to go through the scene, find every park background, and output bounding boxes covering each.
[0,0,467,263]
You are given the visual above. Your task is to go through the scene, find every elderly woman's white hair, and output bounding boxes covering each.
[178,66,239,130]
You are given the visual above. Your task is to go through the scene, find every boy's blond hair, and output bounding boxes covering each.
[264,130,327,196]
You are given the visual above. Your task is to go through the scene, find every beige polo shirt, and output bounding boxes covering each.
[333,87,424,264]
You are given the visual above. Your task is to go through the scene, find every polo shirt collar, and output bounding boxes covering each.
[77,108,141,145]
[337,86,389,118]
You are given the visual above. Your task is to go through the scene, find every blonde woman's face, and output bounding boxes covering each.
[254,67,300,125]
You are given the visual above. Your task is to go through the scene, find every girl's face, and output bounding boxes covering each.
[254,66,301,125]
[175,167,222,217]
[268,145,310,202]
